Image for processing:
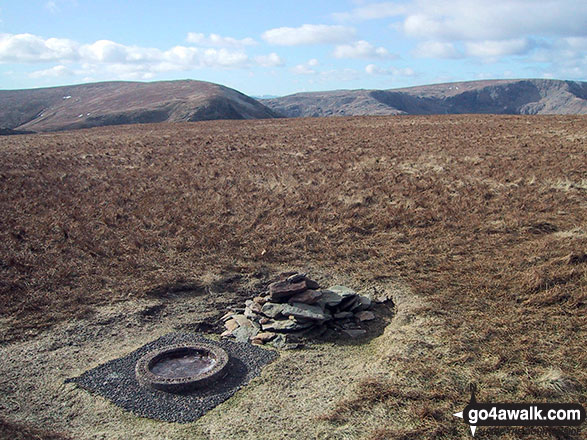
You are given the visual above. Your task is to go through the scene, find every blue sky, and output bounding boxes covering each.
[0,1,585,96]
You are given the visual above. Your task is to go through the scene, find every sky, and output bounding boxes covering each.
[0,0,585,96]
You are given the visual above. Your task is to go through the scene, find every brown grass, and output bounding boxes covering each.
[0,418,71,440]
[0,115,585,438]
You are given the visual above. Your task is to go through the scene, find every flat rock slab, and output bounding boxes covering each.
[316,290,344,308]
[327,285,357,297]
[288,289,322,304]
[65,333,277,423]
[282,302,332,322]
[262,318,313,332]
[268,280,307,302]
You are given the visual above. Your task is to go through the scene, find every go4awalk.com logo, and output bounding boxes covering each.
[453,384,585,437]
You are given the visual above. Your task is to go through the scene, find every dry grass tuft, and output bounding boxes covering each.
[0,418,71,440]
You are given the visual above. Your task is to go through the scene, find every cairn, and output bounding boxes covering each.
[220,272,375,348]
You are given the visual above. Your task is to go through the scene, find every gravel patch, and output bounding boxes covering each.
[65,332,278,423]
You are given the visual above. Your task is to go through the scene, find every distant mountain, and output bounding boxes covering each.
[0,80,279,132]
[262,79,587,117]
[252,95,279,100]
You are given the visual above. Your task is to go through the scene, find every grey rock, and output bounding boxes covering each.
[351,295,372,312]
[282,302,332,322]
[334,311,354,319]
[342,322,362,330]
[232,325,259,343]
[288,289,322,305]
[224,318,238,332]
[251,332,276,344]
[338,295,359,311]
[316,290,344,308]
[268,280,308,302]
[220,312,234,322]
[245,300,262,314]
[262,318,314,332]
[261,302,285,318]
[232,314,257,330]
[244,306,262,321]
[305,279,320,289]
[253,296,268,305]
[355,311,375,321]
[328,285,356,297]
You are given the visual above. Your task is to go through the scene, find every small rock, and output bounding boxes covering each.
[261,302,285,318]
[316,290,344,308]
[244,306,260,320]
[338,295,358,311]
[355,311,375,321]
[245,300,263,314]
[268,280,308,302]
[232,325,259,343]
[252,332,276,343]
[328,285,356,297]
[305,279,320,289]
[334,311,354,319]
[351,295,372,312]
[288,289,322,305]
[259,317,270,325]
[286,273,307,283]
[232,314,258,330]
[253,296,268,305]
[262,318,314,332]
[282,302,332,322]
[343,329,367,338]
[224,318,238,332]
[220,312,234,322]
[220,330,233,337]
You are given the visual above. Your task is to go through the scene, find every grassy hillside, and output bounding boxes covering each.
[0,80,278,132]
[0,115,585,439]
[263,79,587,117]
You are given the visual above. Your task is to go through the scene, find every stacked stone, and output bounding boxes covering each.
[221,273,374,348]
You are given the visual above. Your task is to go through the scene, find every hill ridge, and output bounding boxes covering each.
[263,79,587,117]
[0,79,279,133]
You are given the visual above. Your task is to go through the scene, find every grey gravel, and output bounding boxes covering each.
[65,332,278,423]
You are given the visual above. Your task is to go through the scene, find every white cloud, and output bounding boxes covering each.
[162,46,249,69]
[262,24,356,46]
[0,33,253,78]
[333,2,407,21]
[0,33,79,62]
[29,64,72,78]
[531,38,587,79]
[365,64,415,77]
[254,52,285,67]
[414,41,462,59]
[334,0,587,68]
[333,40,396,59]
[186,33,256,48]
[292,64,316,75]
[399,1,587,41]
[465,38,532,58]
[292,59,320,75]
